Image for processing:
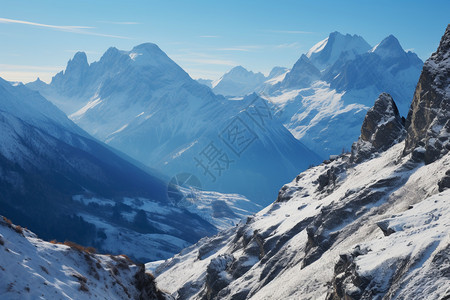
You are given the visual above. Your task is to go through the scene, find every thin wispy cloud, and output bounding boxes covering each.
[276,42,301,48]
[267,30,314,34]
[0,17,130,39]
[0,17,92,30]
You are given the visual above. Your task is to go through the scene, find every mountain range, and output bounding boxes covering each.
[0,75,265,262]
[28,44,321,205]
[206,32,423,158]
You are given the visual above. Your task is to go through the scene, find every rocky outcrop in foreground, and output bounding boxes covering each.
[351,92,405,163]
[404,24,450,163]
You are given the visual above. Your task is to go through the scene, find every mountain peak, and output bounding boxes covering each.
[225,65,250,76]
[99,47,122,62]
[212,66,266,96]
[66,51,88,72]
[306,31,371,71]
[371,34,405,58]
[281,54,321,88]
[127,42,184,71]
[131,42,162,54]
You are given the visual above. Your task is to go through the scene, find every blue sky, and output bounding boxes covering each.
[0,0,449,82]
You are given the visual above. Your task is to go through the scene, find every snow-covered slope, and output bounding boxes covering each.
[264,32,422,157]
[0,77,261,262]
[28,45,321,205]
[155,144,450,299]
[153,27,450,299]
[0,216,172,300]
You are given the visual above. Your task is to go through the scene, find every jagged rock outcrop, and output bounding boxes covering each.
[351,93,405,163]
[201,254,235,300]
[326,246,370,300]
[438,170,450,192]
[403,25,450,164]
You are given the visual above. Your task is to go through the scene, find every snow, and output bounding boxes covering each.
[212,66,266,96]
[264,81,369,157]
[354,191,450,298]
[69,97,102,120]
[306,37,328,58]
[175,187,262,230]
[0,217,166,300]
[306,32,371,71]
[263,69,289,86]
[154,141,450,299]
[255,32,421,158]
[71,189,260,262]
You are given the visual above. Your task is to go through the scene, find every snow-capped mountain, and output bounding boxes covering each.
[152,26,450,300]
[211,66,266,97]
[306,31,371,71]
[0,216,172,299]
[262,31,423,158]
[28,45,321,205]
[0,77,262,262]
[204,32,422,158]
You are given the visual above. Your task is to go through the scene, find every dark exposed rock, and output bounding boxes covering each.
[351,93,406,163]
[403,25,450,164]
[326,248,371,300]
[376,220,395,236]
[317,166,339,192]
[276,185,303,202]
[201,254,234,300]
[134,264,170,300]
[438,170,450,192]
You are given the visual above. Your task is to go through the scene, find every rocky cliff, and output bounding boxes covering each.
[404,24,450,163]
[351,93,405,163]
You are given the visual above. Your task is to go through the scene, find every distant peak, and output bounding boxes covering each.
[329,31,343,38]
[229,66,250,74]
[371,35,405,57]
[131,42,162,53]
[224,66,264,78]
[100,47,122,61]
[72,51,88,61]
[379,35,401,47]
[65,51,89,73]
[306,31,371,70]
[268,66,289,78]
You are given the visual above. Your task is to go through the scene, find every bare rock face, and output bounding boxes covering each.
[403,25,450,164]
[351,93,405,163]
